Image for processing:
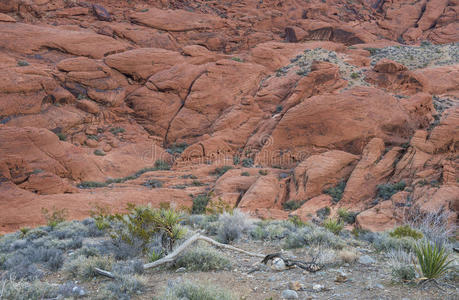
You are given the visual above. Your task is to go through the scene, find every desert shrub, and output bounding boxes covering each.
[323,181,346,203]
[406,208,456,248]
[361,232,416,252]
[283,225,344,249]
[172,184,187,189]
[258,169,268,176]
[350,72,359,79]
[323,218,344,235]
[143,179,163,188]
[191,180,204,186]
[282,200,305,211]
[376,181,406,200]
[159,280,236,300]
[63,255,114,280]
[213,166,233,177]
[415,240,453,279]
[97,274,146,300]
[0,279,59,300]
[216,210,251,244]
[192,194,211,214]
[41,206,67,228]
[316,206,331,219]
[288,215,307,227]
[166,143,188,155]
[90,205,114,231]
[57,281,87,298]
[337,208,357,224]
[389,225,423,240]
[3,255,43,280]
[174,246,230,271]
[17,60,30,67]
[241,158,253,167]
[249,220,297,241]
[241,171,250,176]
[52,220,90,239]
[109,127,125,135]
[108,204,185,254]
[338,249,358,264]
[94,149,106,156]
[231,57,243,62]
[388,249,417,282]
[206,197,233,215]
[78,181,108,188]
[154,159,171,170]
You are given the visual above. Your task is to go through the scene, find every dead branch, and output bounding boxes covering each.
[93,233,266,278]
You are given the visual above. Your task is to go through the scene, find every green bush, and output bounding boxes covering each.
[97,274,146,300]
[213,166,233,177]
[109,127,125,135]
[41,206,67,228]
[63,255,114,280]
[376,181,406,200]
[316,206,330,219]
[166,143,188,155]
[282,200,305,211]
[392,265,416,282]
[258,170,268,176]
[241,158,253,167]
[175,247,230,271]
[389,225,423,240]
[231,57,243,62]
[17,60,30,67]
[0,279,58,300]
[94,149,106,156]
[192,194,210,214]
[154,160,171,170]
[56,132,67,141]
[323,218,344,235]
[241,172,250,176]
[109,204,185,253]
[337,208,357,224]
[159,280,236,300]
[143,179,163,188]
[415,240,453,279]
[323,181,346,203]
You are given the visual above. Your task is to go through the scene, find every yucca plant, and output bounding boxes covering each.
[414,240,453,280]
[323,218,344,235]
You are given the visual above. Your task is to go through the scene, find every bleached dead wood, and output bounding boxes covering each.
[93,233,265,278]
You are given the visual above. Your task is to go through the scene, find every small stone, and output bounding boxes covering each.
[358,255,376,265]
[335,271,348,283]
[375,283,384,289]
[281,289,299,299]
[175,267,186,273]
[312,284,324,291]
[288,281,302,291]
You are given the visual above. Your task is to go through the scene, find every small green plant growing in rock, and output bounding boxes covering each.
[242,158,254,167]
[143,179,163,188]
[241,171,250,176]
[414,240,453,280]
[213,166,233,177]
[376,181,406,200]
[323,181,346,203]
[56,132,67,141]
[154,159,171,170]
[350,72,359,79]
[94,149,106,156]
[231,57,243,62]
[109,127,125,135]
[166,143,188,155]
[17,60,29,67]
[282,200,306,211]
[337,208,357,224]
[316,206,331,219]
[192,193,211,214]
[41,206,67,228]
[323,218,344,235]
[258,169,268,176]
[19,227,30,237]
[389,225,423,240]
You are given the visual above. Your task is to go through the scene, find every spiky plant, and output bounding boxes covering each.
[414,240,453,280]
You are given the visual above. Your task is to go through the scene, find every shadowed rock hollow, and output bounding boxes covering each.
[0,0,458,233]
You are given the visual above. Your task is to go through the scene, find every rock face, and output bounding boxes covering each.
[0,0,457,232]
